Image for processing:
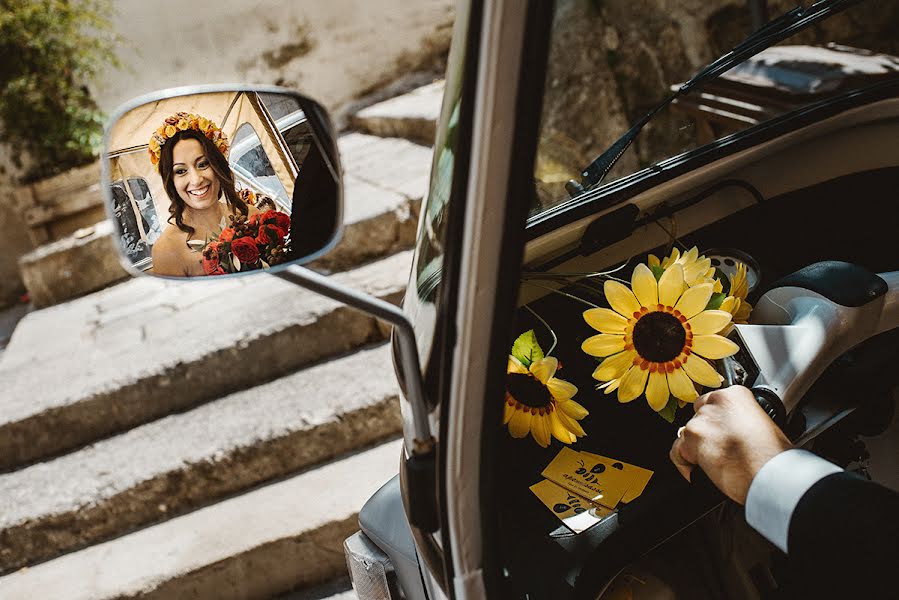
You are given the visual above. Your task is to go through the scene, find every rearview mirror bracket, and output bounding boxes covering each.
[276,265,434,452]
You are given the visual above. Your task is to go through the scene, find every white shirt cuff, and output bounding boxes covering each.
[744,449,842,553]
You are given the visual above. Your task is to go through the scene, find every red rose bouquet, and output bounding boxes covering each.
[201,207,291,275]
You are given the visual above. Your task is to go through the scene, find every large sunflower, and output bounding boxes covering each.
[504,355,588,447]
[581,263,739,411]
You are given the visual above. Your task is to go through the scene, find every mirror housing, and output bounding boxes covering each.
[101,85,342,278]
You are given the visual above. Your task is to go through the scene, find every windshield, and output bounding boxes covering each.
[531,0,899,217]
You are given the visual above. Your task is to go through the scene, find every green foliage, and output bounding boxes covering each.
[511,329,544,368]
[706,292,726,311]
[0,0,119,181]
[657,397,678,423]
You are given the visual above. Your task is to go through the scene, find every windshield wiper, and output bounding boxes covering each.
[570,0,863,196]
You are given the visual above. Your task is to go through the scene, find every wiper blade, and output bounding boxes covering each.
[574,0,863,194]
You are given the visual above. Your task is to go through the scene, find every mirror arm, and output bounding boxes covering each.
[277,265,434,454]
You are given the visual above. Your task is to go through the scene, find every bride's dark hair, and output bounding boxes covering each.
[157,129,248,240]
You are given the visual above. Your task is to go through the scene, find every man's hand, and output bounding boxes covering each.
[669,386,792,504]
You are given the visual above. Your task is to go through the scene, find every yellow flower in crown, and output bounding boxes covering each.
[503,330,587,448]
[582,262,739,411]
[147,112,230,172]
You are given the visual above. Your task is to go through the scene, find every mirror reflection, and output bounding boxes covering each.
[105,90,338,277]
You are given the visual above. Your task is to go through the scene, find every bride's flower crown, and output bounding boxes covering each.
[148,112,229,171]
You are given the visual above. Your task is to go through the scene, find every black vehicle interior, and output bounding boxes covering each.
[494,158,898,597]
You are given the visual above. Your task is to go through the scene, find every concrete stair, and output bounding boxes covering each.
[0,440,402,600]
[0,344,401,573]
[0,250,411,471]
[0,80,443,599]
[350,80,444,145]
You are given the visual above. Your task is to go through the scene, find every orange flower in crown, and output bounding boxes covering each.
[147,111,229,170]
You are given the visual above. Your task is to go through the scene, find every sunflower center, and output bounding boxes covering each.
[506,372,552,408]
[632,311,686,363]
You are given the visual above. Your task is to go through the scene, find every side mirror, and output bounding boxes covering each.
[102,85,342,278]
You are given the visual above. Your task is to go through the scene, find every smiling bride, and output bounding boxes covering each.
[147,112,257,276]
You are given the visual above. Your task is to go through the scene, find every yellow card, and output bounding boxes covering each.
[579,451,654,503]
[529,479,615,534]
[541,447,634,508]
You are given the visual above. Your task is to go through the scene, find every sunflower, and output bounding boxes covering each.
[581,262,739,411]
[721,262,753,324]
[504,355,588,447]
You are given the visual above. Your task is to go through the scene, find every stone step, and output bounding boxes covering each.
[0,343,401,574]
[349,80,444,145]
[0,439,402,600]
[18,132,432,307]
[275,577,355,599]
[0,250,412,471]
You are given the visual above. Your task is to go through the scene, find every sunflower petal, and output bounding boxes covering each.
[581,333,626,357]
[531,413,551,448]
[631,263,659,308]
[604,280,641,317]
[648,254,660,268]
[735,301,753,323]
[557,397,589,420]
[684,259,711,286]
[503,397,515,424]
[683,246,699,264]
[593,350,637,381]
[720,295,739,315]
[547,377,578,400]
[584,308,628,334]
[617,365,649,403]
[645,370,670,411]
[663,247,680,268]
[687,309,733,335]
[692,334,740,359]
[681,354,724,388]
[550,412,577,443]
[555,409,586,437]
[667,368,698,402]
[658,264,685,307]
[508,355,528,374]
[530,356,558,384]
[674,283,714,319]
[508,406,532,438]
[600,378,621,395]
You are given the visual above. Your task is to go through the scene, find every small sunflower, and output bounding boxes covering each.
[721,262,753,324]
[504,354,588,448]
[649,246,723,292]
[581,262,739,411]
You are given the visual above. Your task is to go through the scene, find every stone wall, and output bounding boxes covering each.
[0,0,455,309]
[95,0,456,120]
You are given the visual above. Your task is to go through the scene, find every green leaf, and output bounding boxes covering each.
[511,329,544,368]
[706,292,726,311]
[658,397,679,423]
[651,265,665,281]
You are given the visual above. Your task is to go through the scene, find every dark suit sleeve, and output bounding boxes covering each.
[785,472,899,598]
